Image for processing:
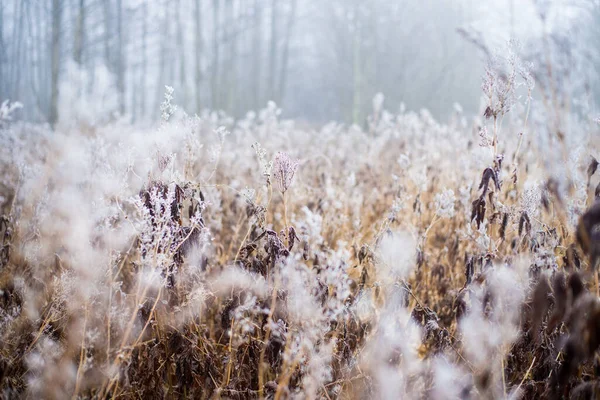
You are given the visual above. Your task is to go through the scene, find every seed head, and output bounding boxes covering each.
[272,152,299,194]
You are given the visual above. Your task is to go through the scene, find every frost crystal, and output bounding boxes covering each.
[160,86,177,121]
[252,141,273,183]
[435,188,456,219]
[0,100,23,128]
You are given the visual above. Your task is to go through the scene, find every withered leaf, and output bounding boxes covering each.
[483,106,494,119]
[577,202,600,269]
[499,212,508,240]
[588,156,599,180]
[478,168,500,197]
[465,255,474,285]
[519,212,531,236]
[471,196,486,229]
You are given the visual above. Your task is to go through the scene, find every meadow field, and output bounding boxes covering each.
[1,43,600,398]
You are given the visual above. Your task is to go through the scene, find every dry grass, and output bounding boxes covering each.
[0,58,600,399]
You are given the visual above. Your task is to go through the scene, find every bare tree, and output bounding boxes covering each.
[251,0,262,110]
[73,0,85,65]
[116,0,124,113]
[139,1,147,119]
[211,0,220,109]
[0,0,6,96]
[155,2,169,113]
[267,0,277,102]
[195,0,203,113]
[223,0,236,113]
[277,0,296,105]
[103,0,111,70]
[49,0,62,127]
[351,1,363,125]
[175,0,188,108]
[9,0,23,100]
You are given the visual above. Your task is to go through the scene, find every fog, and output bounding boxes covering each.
[1,0,599,126]
[3,1,600,399]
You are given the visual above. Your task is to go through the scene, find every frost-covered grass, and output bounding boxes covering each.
[1,60,600,399]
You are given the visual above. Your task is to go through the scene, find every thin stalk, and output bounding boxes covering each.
[73,303,88,399]
[282,191,288,246]
[258,273,280,399]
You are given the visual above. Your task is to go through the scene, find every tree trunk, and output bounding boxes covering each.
[10,0,23,100]
[103,0,111,70]
[33,3,48,117]
[139,2,147,119]
[195,0,203,113]
[268,0,277,102]
[277,0,296,105]
[251,0,261,110]
[73,0,85,65]
[211,0,220,109]
[224,0,235,114]
[49,0,62,127]
[155,3,168,113]
[352,2,362,125]
[116,0,124,114]
[0,0,5,96]
[176,0,188,109]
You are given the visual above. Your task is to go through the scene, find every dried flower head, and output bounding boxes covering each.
[478,126,493,148]
[214,126,229,143]
[252,141,273,184]
[435,188,456,219]
[160,86,177,121]
[272,151,299,194]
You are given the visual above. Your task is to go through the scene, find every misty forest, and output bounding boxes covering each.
[1,0,600,399]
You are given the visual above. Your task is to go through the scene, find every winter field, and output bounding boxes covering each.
[2,1,600,399]
[1,67,600,400]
